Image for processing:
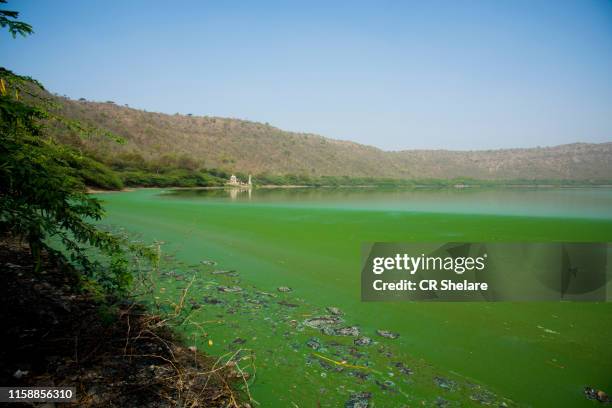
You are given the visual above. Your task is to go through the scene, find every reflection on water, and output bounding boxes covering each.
[162,187,612,219]
[227,187,251,200]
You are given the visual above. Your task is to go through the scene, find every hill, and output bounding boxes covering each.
[51,96,612,182]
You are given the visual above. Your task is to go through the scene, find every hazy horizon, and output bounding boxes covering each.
[2,0,611,150]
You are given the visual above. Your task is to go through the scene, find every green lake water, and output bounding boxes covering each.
[95,187,612,407]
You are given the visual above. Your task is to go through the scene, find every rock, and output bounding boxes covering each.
[5,262,23,269]
[277,286,292,292]
[13,369,29,379]
[321,326,359,336]
[202,296,223,304]
[306,338,321,350]
[312,355,345,373]
[334,326,361,337]
[321,327,337,336]
[434,376,457,391]
[232,338,247,345]
[597,390,610,403]
[211,269,237,275]
[393,361,413,376]
[189,300,201,309]
[326,306,343,316]
[375,379,395,390]
[200,260,217,266]
[345,392,372,408]
[217,286,242,293]
[304,316,343,329]
[376,346,394,358]
[434,396,450,407]
[256,291,277,298]
[585,386,610,403]
[376,329,399,339]
[278,300,299,308]
[354,336,373,346]
[470,389,496,405]
[350,370,370,381]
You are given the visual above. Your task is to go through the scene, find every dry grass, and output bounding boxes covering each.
[0,237,253,407]
[51,96,612,180]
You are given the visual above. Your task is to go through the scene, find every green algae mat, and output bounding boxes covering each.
[95,188,612,407]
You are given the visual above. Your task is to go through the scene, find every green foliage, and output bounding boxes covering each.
[0,0,32,38]
[48,92,612,182]
[0,68,155,294]
[69,155,123,190]
[119,169,224,188]
[60,148,224,189]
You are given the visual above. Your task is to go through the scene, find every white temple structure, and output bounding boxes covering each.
[227,174,252,188]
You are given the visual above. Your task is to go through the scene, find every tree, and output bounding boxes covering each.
[0,6,155,294]
[0,0,33,37]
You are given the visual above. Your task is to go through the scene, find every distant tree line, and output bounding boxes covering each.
[59,147,612,191]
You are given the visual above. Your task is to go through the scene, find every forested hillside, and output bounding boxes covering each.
[49,96,612,182]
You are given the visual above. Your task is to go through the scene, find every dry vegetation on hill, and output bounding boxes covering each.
[53,97,611,181]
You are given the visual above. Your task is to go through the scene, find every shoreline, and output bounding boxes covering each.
[0,237,248,407]
[88,183,612,194]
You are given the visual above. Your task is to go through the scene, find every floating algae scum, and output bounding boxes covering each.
[94,187,612,407]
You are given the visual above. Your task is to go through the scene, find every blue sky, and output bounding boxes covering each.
[2,0,611,150]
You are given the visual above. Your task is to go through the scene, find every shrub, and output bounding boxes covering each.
[0,67,156,294]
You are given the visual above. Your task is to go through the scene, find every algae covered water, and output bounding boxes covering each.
[95,187,612,407]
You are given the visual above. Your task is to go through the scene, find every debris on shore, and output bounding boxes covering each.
[0,238,250,407]
[323,326,361,337]
[212,269,238,276]
[585,386,610,403]
[354,336,373,346]
[376,329,400,339]
[304,315,344,329]
[434,376,457,391]
[345,391,372,408]
[306,338,322,350]
[326,306,343,316]
[218,285,243,293]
